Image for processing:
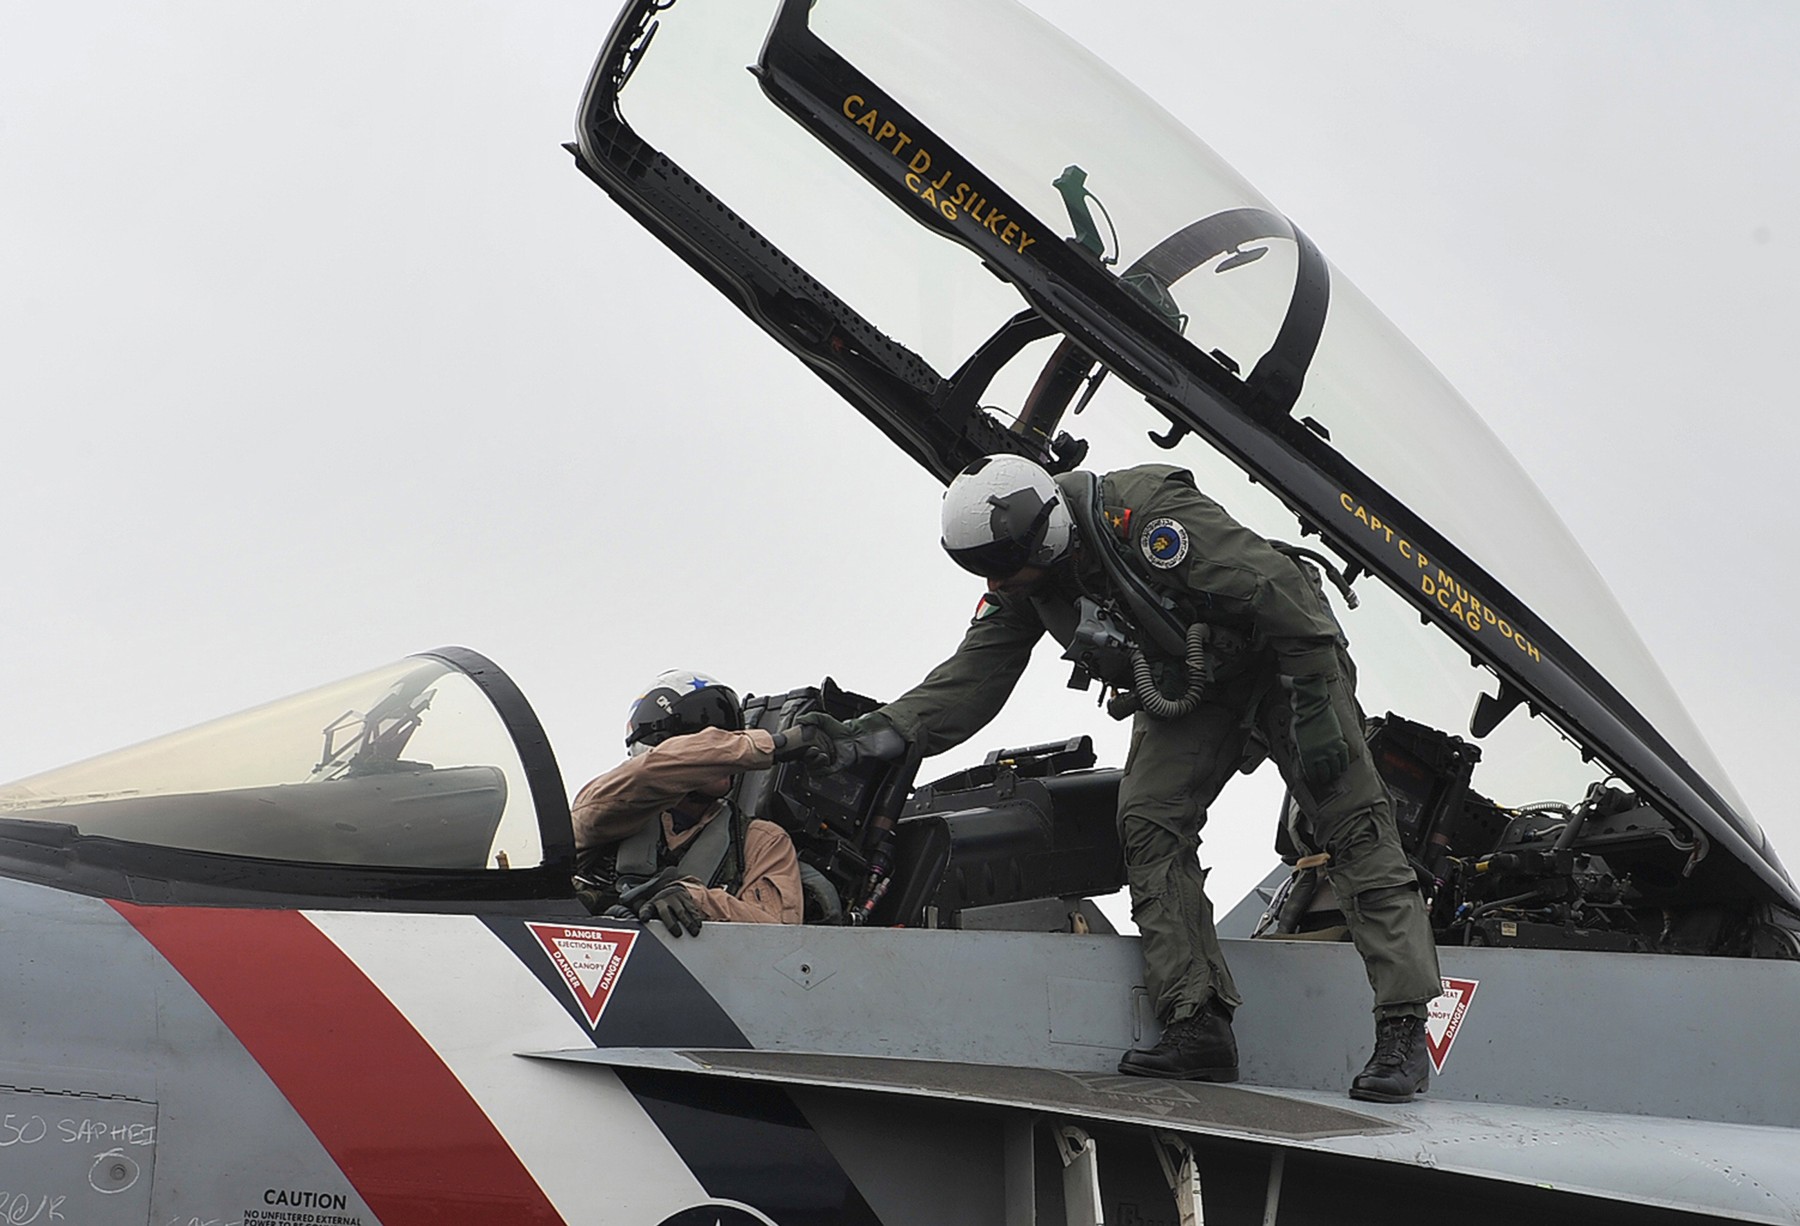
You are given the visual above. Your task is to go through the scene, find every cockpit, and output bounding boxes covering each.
[0,644,1791,959]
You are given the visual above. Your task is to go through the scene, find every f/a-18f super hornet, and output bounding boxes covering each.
[2,2,1797,1224]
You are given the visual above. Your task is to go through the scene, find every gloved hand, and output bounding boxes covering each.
[770,720,834,767]
[789,711,909,774]
[1286,672,1350,789]
[791,710,854,738]
[637,881,705,937]
[838,712,908,771]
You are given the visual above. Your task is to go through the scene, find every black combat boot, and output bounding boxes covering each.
[1349,1015,1430,1103]
[1117,1001,1239,1082]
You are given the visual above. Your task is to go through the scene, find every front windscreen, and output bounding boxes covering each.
[0,655,546,870]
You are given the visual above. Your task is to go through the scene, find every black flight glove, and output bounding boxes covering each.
[793,711,908,773]
[1286,673,1350,789]
[638,881,705,937]
[770,721,834,767]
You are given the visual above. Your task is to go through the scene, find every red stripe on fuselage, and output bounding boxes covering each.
[112,903,563,1224]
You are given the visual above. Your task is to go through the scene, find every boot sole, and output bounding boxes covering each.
[1348,1082,1427,1104]
[1116,1063,1240,1083]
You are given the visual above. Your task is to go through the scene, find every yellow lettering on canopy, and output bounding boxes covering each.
[836,92,1049,263]
[1339,490,1541,667]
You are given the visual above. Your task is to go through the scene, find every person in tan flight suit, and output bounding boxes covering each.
[571,670,819,936]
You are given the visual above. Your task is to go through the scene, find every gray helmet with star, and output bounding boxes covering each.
[623,669,742,756]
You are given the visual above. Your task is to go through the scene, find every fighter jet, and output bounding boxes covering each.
[1,1,1796,1223]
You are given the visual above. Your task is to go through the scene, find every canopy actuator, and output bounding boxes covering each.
[1152,1131,1206,1226]
[1056,1125,1104,1226]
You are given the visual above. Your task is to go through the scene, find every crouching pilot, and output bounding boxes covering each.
[571,669,822,935]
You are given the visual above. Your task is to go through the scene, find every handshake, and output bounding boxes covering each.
[770,711,908,774]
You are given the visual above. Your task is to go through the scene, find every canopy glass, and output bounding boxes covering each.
[0,653,551,870]
[599,0,1753,852]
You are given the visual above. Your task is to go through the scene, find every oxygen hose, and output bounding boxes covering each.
[1128,621,1211,719]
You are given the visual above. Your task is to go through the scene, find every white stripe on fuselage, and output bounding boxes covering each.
[304,911,705,1224]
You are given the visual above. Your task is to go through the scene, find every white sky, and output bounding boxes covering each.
[3,1,1795,924]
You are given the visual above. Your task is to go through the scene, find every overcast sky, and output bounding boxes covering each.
[3,1,1794,923]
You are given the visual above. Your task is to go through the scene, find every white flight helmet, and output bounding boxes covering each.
[940,454,1073,578]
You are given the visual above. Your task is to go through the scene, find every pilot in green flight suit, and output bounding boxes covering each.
[804,455,1441,1102]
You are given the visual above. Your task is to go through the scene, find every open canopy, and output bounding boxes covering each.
[572,0,1790,909]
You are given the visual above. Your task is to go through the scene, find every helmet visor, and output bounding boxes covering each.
[944,535,1038,579]
[625,684,743,753]
[943,491,1060,578]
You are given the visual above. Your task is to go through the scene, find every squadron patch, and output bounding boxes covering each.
[1141,517,1189,569]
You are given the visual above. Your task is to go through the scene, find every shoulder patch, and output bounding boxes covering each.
[1140,517,1189,569]
[1104,506,1133,539]
[974,593,1004,621]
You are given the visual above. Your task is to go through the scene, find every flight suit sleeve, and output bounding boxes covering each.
[570,727,776,852]
[682,819,803,924]
[1128,472,1343,677]
[876,592,1045,757]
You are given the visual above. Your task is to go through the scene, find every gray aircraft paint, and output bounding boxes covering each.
[0,879,377,1226]
[549,921,1800,1221]
[6,822,1797,1222]
[630,922,1798,1127]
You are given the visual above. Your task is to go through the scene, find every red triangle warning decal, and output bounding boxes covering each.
[525,923,639,1029]
[1424,976,1479,1074]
